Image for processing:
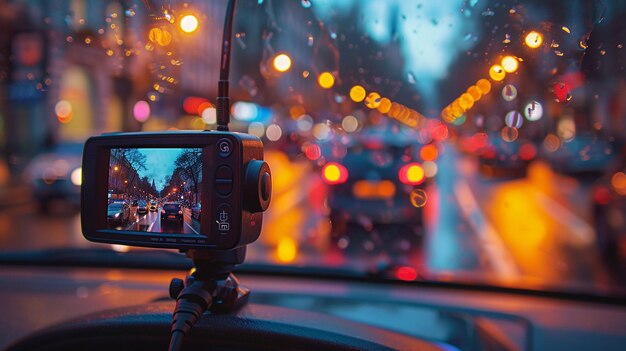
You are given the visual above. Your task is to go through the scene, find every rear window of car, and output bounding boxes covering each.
[164,204,180,211]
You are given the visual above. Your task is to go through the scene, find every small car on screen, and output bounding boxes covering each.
[107,202,130,225]
[160,202,183,224]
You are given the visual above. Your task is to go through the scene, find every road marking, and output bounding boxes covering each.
[527,185,594,247]
[454,179,520,279]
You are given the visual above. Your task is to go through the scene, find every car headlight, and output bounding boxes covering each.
[71,167,82,186]
[114,213,120,218]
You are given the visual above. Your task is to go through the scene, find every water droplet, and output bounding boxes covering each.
[125,8,136,17]
[600,50,606,55]
[554,50,564,56]
[579,36,589,50]
[406,72,416,84]
[235,32,246,49]
[524,101,543,121]
[505,110,523,128]
[501,126,519,142]
[482,8,495,16]
[561,26,571,34]
[503,33,511,44]
[307,33,314,46]
[594,0,606,24]
[301,0,312,8]
[337,237,349,249]
[565,92,573,102]
[501,84,518,101]
[239,75,258,97]
[410,189,427,208]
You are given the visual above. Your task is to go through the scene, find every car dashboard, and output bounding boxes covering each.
[1,265,625,351]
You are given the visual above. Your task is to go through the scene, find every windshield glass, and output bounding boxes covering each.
[1,0,625,297]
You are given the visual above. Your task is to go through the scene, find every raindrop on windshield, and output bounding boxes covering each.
[410,189,427,208]
[505,110,523,128]
[307,33,314,46]
[579,35,589,50]
[594,0,607,24]
[301,0,312,9]
[406,72,416,84]
[239,75,258,97]
[235,32,246,49]
[482,8,495,16]
[125,8,136,17]
[503,33,511,44]
[501,84,517,101]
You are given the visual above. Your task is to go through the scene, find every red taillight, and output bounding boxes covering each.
[396,266,418,281]
[399,163,425,185]
[322,162,348,184]
[593,186,612,205]
[519,143,536,161]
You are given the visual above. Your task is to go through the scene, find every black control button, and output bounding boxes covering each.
[215,165,233,196]
[217,138,233,158]
[216,204,232,234]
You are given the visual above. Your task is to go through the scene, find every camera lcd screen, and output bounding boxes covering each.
[107,148,204,236]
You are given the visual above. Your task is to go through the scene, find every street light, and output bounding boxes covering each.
[180,15,199,33]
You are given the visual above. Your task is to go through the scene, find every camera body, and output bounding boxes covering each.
[81,131,271,250]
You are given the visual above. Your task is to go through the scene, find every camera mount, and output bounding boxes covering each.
[168,248,249,351]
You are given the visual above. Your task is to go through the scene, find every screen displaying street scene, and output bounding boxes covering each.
[107,148,203,235]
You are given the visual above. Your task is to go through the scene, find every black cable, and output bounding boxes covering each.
[216,0,237,131]
[168,330,184,351]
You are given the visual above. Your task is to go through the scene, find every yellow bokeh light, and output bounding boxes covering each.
[179,15,199,33]
[406,165,425,183]
[459,93,474,110]
[349,85,366,102]
[476,79,492,94]
[273,53,292,72]
[489,65,506,81]
[323,164,341,182]
[318,71,335,89]
[501,56,519,73]
[365,92,381,109]
[525,31,543,49]
[276,237,297,263]
[377,98,392,114]
[467,85,482,101]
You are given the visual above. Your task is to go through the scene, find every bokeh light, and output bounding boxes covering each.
[524,101,543,121]
[505,110,523,128]
[501,56,519,73]
[489,65,506,81]
[304,143,321,160]
[322,162,348,184]
[312,123,331,140]
[501,84,518,101]
[377,98,392,114]
[410,189,428,208]
[55,100,73,124]
[266,124,282,141]
[273,53,292,72]
[133,100,150,122]
[365,92,381,109]
[201,107,217,124]
[248,122,265,137]
[318,71,335,89]
[423,161,438,178]
[179,15,199,33]
[341,115,359,133]
[420,144,438,161]
[70,168,82,186]
[611,172,626,195]
[476,79,492,95]
[399,163,425,185]
[350,85,366,102]
[501,126,519,142]
[525,31,543,48]
[467,85,482,101]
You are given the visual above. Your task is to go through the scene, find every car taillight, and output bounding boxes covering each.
[322,162,348,184]
[593,186,612,205]
[399,163,425,185]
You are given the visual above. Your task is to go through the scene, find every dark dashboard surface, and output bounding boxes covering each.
[1,266,625,351]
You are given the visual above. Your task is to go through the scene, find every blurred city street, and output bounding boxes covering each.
[0,145,619,293]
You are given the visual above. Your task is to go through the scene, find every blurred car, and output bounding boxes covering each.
[160,202,183,224]
[107,202,130,226]
[593,165,626,263]
[191,203,201,220]
[25,142,83,212]
[137,200,148,214]
[149,201,158,212]
[478,135,537,178]
[324,130,431,242]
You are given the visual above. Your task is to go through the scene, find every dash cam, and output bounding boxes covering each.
[81,131,271,250]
